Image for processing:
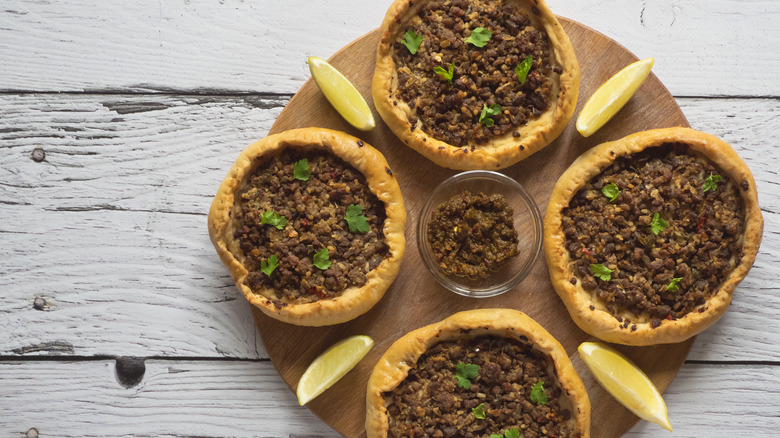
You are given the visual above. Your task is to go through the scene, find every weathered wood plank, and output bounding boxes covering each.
[0,94,285,215]
[0,360,776,437]
[1,94,778,361]
[0,0,777,96]
[0,95,280,358]
[0,207,266,358]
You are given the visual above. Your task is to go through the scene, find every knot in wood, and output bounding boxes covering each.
[33,297,46,311]
[115,357,146,388]
[31,147,46,162]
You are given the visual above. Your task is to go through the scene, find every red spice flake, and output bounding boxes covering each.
[308,287,325,299]
[696,214,706,232]
[581,247,595,259]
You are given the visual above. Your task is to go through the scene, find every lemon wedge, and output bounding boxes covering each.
[578,341,672,431]
[308,56,376,131]
[576,58,654,137]
[296,335,374,405]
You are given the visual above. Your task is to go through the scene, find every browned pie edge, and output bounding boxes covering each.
[371,0,580,170]
[543,127,764,345]
[365,309,591,437]
[207,127,407,326]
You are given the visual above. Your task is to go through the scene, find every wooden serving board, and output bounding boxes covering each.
[257,18,693,438]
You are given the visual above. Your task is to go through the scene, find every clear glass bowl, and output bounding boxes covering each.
[417,170,543,298]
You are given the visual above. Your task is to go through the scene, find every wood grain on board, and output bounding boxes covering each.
[256,20,693,437]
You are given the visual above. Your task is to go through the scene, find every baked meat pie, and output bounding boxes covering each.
[366,309,590,437]
[208,128,406,326]
[544,128,763,345]
[373,0,579,170]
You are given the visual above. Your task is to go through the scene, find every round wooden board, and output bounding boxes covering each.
[257,18,693,438]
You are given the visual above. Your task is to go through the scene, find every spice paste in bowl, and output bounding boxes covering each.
[427,191,519,278]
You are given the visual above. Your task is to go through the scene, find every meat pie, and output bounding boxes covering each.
[208,128,406,326]
[544,127,763,345]
[373,0,579,169]
[366,309,590,437]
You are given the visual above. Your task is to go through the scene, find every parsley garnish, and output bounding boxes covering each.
[479,103,501,127]
[503,429,521,438]
[293,158,311,181]
[472,403,486,419]
[666,277,683,292]
[313,248,331,270]
[529,381,548,405]
[455,362,479,389]
[465,27,492,47]
[703,172,723,192]
[260,210,287,230]
[515,55,533,85]
[590,264,613,281]
[260,254,279,277]
[401,29,422,54]
[433,63,455,85]
[490,428,521,438]
[345,204,369,233]
[601,182,621,202]
[650,213,669,235]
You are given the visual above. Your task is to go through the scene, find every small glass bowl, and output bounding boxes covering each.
[417,170,543,298]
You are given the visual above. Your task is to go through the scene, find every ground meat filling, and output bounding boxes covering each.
[428,191,519,278]
[234,150,389,307]
[392,0,557,147]
[562,144,746,325]
[385,336,573,438]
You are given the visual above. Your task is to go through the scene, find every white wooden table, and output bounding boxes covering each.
[1,1,778,436]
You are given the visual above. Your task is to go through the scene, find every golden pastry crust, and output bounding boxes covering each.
[208,128,406,326]
[372,0,579,170]
[365,309,590,437]
[544,127,763,345]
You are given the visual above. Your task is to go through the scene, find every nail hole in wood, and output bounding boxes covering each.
[115,357,146,388]
[31,148,46,162]
[33,297,46,311]
[25,428,39,438]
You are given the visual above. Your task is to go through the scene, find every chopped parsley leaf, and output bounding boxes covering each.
[260,210,287,230]
[703,172,723,192]
[455,362,479,389]
[465,27,492,47]
[313,248,331,270]
[260,254,279,277]
[650,212,669,235]
[529,381,548,405]
[472,403,486,419]
[490,429,521,438]
[479,103,501,127]
[666,277,683,292]
[433,63,455,85]
[515,55,534,85]
[590,264,613,282]
[504,429,521,438]
[345,204,369,233]
[401,29,422,54]
[602,182,621,202]
[293,158,311,181]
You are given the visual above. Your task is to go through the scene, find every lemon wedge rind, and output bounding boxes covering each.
[308,56,376,131]
[296,335,374,405]
[576,58,654,137]
[578,341,672,431]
